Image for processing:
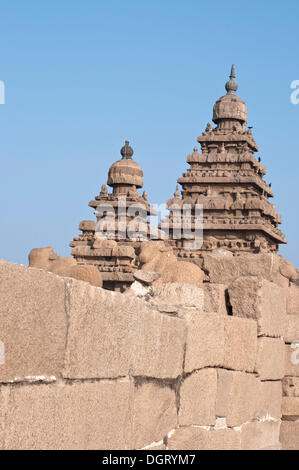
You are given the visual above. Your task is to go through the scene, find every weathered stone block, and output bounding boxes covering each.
[202,284,227,315]
[285,315,299,344]
[259,381,282,419]
[282,397,299,419]
[255,337,285,380]
[1,380,132,450]
[181,313,256,374]
[223,316,257,373]
[131,381,177,450]
[133,270,160,285]
[284,344,299,377]
[216,369,260,427]
[180,311,224,373]
[202,253,281,284]
[282,376,299,397]
[167,427,241,450]
[228,277,286,337]
[179,369,217,426]
[287,284,299,315]
[0,261,67,382]
[280,420,299,450]
[63,280,186,380]
[152,283,204,308]
[241,420,281,450]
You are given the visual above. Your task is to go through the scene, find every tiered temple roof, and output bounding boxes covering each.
[70,141,160,291]
[161,65,286,255]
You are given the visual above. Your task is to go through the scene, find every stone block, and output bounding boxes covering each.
[287,284,299,315]
[181,313,257,374]
[202,252,281,284]
[1,379,132,450]
[216,369,260,427]
[180,311,224,373]
[282,397,299,419]
[63,280,186,380]
[284,344,299,377]
[285,315,299,344]
[179,369,217,426]
[201,284,227,315]
[259,381,282,419]
[167,427,241,450]
[133,270,160,285]
[282,376,299,397]
[228,277,286,337]
[152,283,204,308]
[223,316,257,373]
[131,381,177,450]
[280,420,299,450]
[0,261,67,382]
[255,337,285,380]
[241,420,281,450]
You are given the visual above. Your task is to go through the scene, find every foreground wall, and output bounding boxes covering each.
[0,254,298,449]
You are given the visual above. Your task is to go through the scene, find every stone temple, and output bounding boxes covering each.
[162,65,286,258]
[69,65,286,290]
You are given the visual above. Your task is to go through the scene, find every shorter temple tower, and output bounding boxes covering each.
[70,141,159,291]
[162,66,286,257]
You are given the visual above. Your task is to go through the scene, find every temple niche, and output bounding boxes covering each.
[70,141,161,291]
[161,65,286,257]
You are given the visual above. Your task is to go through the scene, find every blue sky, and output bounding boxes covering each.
[0,0,298,266]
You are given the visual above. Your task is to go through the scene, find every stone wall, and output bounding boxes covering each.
[0,254,298,449]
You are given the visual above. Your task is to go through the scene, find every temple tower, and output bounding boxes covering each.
[162,65,286,256]
[70,141,160,291]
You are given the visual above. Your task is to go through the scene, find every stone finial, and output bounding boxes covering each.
[142,190,148,202]
[174,185,180,198]
[100,184,108,195]
[120,140,134,159]
[225,64,238,95]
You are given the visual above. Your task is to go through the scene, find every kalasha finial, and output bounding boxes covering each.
[174,184,180,198]
[120,140,134,159]
[225,64,238,95]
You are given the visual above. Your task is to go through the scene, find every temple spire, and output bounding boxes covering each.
[225,64,238,95]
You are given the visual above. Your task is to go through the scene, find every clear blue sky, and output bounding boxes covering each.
[1,0,298,266]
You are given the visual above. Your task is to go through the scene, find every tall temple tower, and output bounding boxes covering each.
[162,65,286,256]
